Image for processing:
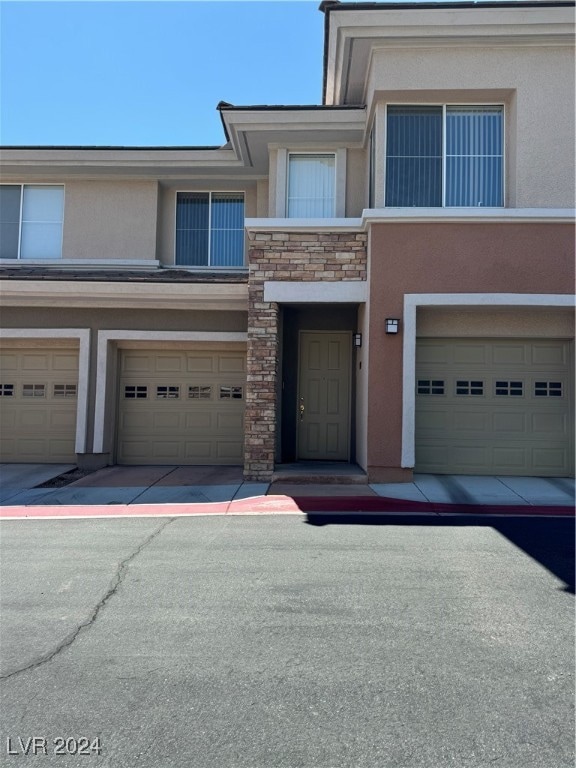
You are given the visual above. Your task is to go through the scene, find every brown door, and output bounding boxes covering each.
[297,331,351,460]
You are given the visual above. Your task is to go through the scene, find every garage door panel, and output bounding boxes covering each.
[416,343,449,365]
[118,349,245,465]
[122,354,151,373]
[491,445,528,470]
[0,354,18,371]
[155,356,184,373]
[531,343,567,366]
[453,344,488,365]
[21,353,52,371]
[218,356,245,373]
[215,441,243,460]
[151,442,182,460]
[118,440,148,460]
[217,412,243,430]
[531,412,567,435]
[416,339,573,476]
[185,412,213,429]
[153,411,183,430]
[52,353,78,371]
[492,412,526,433]
[20,411,50,429]
[453,410,489,433]
[492,344,527,366]
[0,347,78,462]
[532,447,569,470]
[187,356,215,373]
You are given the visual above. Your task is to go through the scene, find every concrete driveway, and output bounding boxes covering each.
[1,514,574,767]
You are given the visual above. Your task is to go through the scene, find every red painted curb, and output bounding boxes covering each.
[291,496,575,516]
[0,494,572,520]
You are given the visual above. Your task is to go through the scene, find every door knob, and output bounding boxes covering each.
[299,401,305,420]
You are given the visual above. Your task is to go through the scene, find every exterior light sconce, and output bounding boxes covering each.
[353,333,362,348]
[385,318,400,334]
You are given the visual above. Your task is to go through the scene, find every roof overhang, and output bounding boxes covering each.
[321,2,575,104]
[217,105,367,171]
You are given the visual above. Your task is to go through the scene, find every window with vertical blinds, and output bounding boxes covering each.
[176,192,244,267]
[385,105,503,207]
[287,154,335,217]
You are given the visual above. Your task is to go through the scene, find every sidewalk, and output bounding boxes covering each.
[0,464,574,519]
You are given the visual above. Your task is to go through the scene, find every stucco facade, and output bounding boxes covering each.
[0,1,574,478]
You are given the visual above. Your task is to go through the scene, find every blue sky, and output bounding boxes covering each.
[0,1,324,146]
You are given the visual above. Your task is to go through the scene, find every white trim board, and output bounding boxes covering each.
[401,293,575,468]
[264,280,367,304]
[0,328,91,454]
[93,330,248,454]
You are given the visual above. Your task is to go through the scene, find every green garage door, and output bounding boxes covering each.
[117,349,246,465]
[415,339,574,476]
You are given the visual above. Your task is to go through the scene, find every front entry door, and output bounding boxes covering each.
[297,331,351,460]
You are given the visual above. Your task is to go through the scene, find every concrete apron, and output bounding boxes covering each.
[0,464,573,520]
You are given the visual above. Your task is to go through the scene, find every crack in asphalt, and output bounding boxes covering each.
[0,517,175,682]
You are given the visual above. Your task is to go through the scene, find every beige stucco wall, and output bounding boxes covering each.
[346,148,367,217]
[157,182,257,266]
[62,181,159,260]
[367,45,575,208]
[418,307,575,338]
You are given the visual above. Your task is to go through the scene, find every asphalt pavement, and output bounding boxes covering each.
[1,514,574,768]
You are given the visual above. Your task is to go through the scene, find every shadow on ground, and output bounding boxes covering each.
[305,514,575,594]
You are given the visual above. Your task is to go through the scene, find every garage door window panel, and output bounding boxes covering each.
[23,384,46,398]
[53,384,77,398]
[495,381,523,396]
[417,379,445,395]
[219,386,243,400]
[456,380,484,396]
[156,386,180,400]
[0,384,14,397]
[535,382,562,397]
[188,386,212,400]
[124,386,148,399]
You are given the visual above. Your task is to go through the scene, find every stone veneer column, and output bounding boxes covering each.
[244,280,278,480]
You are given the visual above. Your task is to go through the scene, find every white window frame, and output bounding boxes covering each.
[173,190,246,268]
[0,183,65,260]
[383,103,506,208]
[286,152,337,219]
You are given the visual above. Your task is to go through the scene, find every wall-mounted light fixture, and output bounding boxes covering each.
[353,333,362,348]
[385,318,400,334]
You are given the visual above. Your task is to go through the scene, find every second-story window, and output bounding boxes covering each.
[287,154,335,217]
[0,185,64,260]
[176,192,244,267]
[385,105,503,207]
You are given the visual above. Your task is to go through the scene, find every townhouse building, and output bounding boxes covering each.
[1,0,574,482]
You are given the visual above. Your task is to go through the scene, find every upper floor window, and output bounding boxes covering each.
[176,192,244,267]
[0,185,64,259]
[385,105,503,207]
[287,154,335,217]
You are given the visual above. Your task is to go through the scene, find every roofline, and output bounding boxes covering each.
[319,0,576,103]
[216,101,366,142]
[0,145,223,151]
